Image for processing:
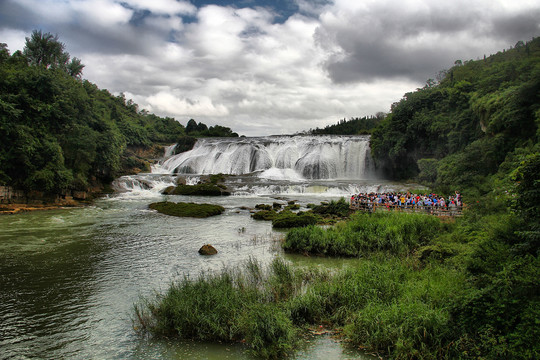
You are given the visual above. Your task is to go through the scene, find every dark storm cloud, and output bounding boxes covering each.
[491,9,540,42]
[317,0,540,84]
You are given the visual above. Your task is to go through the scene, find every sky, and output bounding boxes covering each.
[1,0,539,136]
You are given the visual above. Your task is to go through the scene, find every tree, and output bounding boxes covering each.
[67,57,84,79]
[23,30,84,78]
[185,119,198,133]
[23,30,65,68]
[0,43,9,63]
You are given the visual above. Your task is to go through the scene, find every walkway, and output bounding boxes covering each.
[349,202,463,217]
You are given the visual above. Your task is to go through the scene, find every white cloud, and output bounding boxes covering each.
[122,0,196,16]
[1,0,539,136]
[71,0,133,27]
[146,91,229,117]
[0,28,27,52]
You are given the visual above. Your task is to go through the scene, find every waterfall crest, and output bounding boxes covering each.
[156,135,374,180]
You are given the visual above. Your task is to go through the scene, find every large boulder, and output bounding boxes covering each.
[198,244,218,255]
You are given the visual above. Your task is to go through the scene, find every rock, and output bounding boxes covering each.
[72,191,88,200]
[161,186,176,195]
[198,244,218,255]
[176,176,187,185]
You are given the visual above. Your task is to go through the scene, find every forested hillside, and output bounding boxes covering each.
[309,115,383,135]
[370,37,540,196]
[364,37,539,358]
[0,31,237,197]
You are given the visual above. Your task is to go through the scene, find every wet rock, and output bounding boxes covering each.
[198,244,218,255]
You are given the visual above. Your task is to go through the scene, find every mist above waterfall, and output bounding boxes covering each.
[156,135,375,181]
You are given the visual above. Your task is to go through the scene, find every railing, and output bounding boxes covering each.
[349,202,463,217]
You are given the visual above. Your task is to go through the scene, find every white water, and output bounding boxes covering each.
[155,135,374,180]
[113,136,410,198]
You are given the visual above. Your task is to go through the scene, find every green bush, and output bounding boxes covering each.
[283,212,442,257]
[171,183,230,196]
[173,136,197,154]
[255,204,273,211]
[311,197,350,218]
[149,201,225,218]
[345,300,451,358]
[239,304,296,359]
[251,210,277,220]
[135,258,299,358]
[272,211,318,228]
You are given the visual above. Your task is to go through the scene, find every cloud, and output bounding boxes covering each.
[316,0,540,83]
[1,0,539,136]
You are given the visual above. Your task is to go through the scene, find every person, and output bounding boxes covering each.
[449,200,456,216]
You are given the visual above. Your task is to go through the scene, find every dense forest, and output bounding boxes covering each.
[362,37,539,358]
[370,38,540,193]
[0,30,236,196]
[309,115,384,135]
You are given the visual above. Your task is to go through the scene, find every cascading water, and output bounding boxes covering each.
[115,135,397,197]
[155,135,374,180]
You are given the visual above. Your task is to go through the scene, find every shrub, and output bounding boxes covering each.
[272,211,318,229]
[311,197,350,218]
[173,136,197,154]
[238,304,296,359]
[251,210,277,220]
[255,204,273,210]
[283,212,442,257]
[149,201,225,218]
[171,183,230,196]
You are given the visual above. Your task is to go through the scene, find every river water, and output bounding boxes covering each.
[0,188,397,359]
[0,136,404,359]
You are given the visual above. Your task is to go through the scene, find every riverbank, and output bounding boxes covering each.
[0,202,82,215]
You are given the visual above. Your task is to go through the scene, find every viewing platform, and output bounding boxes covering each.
[349,202,463,217]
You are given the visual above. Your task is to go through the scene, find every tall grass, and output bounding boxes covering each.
[135,258,300,359]
[283,211,442,257]
[135,255,467,359]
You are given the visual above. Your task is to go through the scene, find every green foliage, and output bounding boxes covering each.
[238,304,296,359]
[255,203,273,211]
[170,183,231,196]
[509,150,540,254]
[310,115,383,135]
[148,201,225,218]
[135,258,299,359]
[283,212,442,257]
[271,211,319,228]
[371,36,540,190]
[185,118,238,137]
[251,209,277,220]
[0,34,187,194]
[23,30,84,78]
[208,173,226,184]
[173,136,197,154]
[417,158,438,184]
[310,197,350,218]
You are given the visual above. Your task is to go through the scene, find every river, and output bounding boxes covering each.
[0,136,404,359]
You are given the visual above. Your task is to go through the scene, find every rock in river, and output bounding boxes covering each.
[198,244,218,255]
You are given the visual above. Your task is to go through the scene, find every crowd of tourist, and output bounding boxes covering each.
[350,191,463,215]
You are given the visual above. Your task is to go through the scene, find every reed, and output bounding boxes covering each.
[283,211,442,257]
[135,258,301,359]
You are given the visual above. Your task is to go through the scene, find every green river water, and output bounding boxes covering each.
[0,189,378,359]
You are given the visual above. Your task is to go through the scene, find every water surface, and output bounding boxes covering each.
[0,192,375,359]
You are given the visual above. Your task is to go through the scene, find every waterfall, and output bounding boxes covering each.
[155,135,374,180]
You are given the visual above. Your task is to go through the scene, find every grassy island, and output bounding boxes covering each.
[149,201,225,218]
[251,198,350,228]
[163,174,231,196]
